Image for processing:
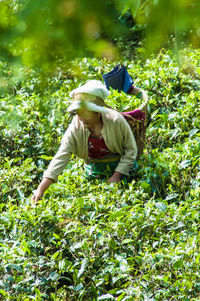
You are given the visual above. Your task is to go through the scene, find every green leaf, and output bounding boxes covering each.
[179,160,192,169]
[58,259,65,271]
[140,182,151,193]
[77,258,88,278]
[48,272,59,281]
[0,290,7,297]
[109,211,126,220]
[73,284,84,291]
[189,129,199,137]
[155,202,167,212]
[52,251,60,260]
[98,294,115,300]
[165,193,179,201]
[194,283,200,291]
[173,260,183,269]
[121,239,134,244]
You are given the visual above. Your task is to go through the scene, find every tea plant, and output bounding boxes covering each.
[0,48,200,300]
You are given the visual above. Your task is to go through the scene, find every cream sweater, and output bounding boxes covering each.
[43,109,137,181]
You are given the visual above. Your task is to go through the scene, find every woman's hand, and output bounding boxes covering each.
[31,178,54,204]
[31,189,44,203]
[107,171,122,183]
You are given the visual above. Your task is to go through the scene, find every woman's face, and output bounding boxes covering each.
[76,109,100,129]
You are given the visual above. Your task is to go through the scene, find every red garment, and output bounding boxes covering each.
[88,136,111,158]
[88,108,145,159]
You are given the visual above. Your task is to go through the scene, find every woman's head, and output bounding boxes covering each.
[76,108,100,129]
[67,80,110,114]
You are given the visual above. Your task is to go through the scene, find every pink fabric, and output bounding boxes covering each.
[127,86,134,94]
[122,109,145,121]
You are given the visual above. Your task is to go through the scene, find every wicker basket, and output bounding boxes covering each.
[122,88,149,159]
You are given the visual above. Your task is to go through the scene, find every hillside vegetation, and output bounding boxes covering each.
[0,48,200,300]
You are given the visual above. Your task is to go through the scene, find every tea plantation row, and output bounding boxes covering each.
[0,48,200,300]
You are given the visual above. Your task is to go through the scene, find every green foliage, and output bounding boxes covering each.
[125,0,200,52]
[0,0,122,68]
[0,0,200,69]
[0,48,200,300]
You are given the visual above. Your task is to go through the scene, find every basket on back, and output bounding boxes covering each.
[122,88,149,159]
[103,65,149,159]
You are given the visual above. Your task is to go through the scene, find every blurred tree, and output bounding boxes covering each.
[126,0,200,52]
[0,0,123,69]
[0,0,199,70]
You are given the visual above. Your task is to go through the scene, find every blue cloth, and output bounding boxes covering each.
[103,65,134,93]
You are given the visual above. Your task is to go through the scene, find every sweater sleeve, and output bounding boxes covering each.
[114,117,137,176]
[43,123,76,182]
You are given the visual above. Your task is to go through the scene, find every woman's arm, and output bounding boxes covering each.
[31,177,54,203]
[31,142,72,204]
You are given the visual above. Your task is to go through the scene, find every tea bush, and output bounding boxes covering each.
[0,48,200,300]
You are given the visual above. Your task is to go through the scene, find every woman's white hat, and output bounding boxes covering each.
[67,80,110,113]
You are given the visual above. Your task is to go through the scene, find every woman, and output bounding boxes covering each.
[32,80,137,203]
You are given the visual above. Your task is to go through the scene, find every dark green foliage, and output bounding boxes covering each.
[1,0,200,69]
[0,48,200,300]
[0,0,122,68]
